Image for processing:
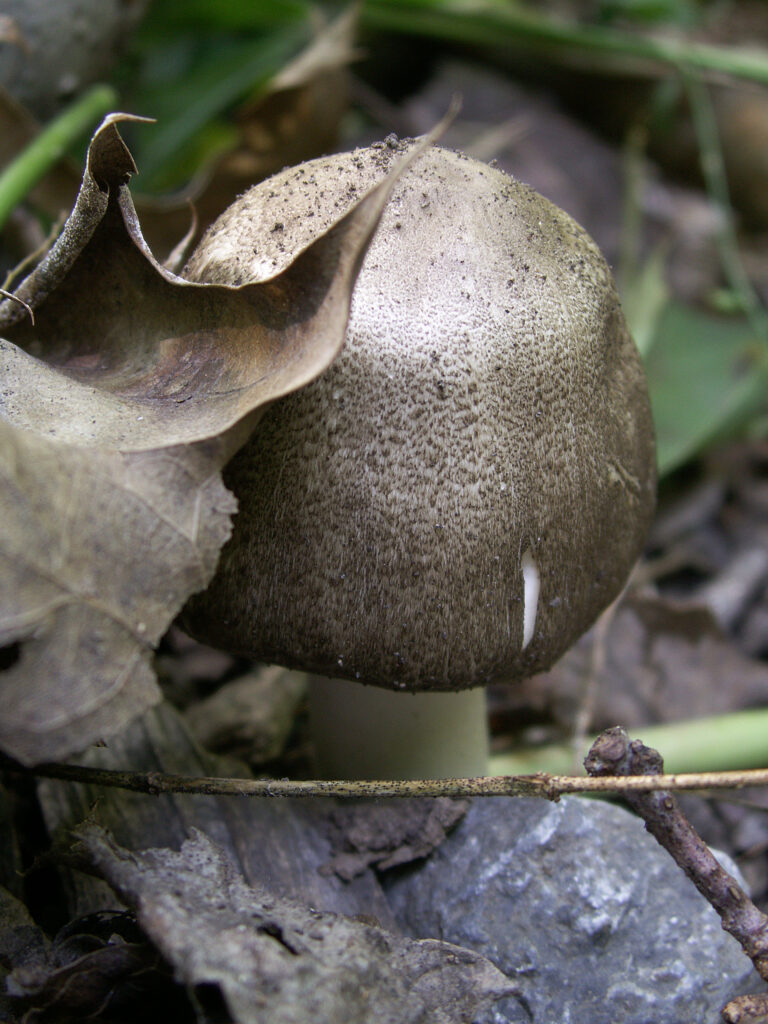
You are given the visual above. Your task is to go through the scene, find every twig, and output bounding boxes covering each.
[4,755,768,801]
[723,993,768,1023]
[585,727,768,1022]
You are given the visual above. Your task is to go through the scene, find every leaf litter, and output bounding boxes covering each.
[1,902,180,1024]
[36,701,399,926]
[72,824,514,1024]
[0,425,236,765]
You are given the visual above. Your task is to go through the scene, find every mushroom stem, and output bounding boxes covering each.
[307,677,489,780]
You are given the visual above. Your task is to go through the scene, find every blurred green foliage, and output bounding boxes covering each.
[643,303,768,474]
[115,1,320,192]
[593,0,701,27]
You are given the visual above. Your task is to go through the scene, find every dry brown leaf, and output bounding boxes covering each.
[0,8,356,259]
[75,825,515,1024]
[0,113,409,451]
[136,6,357,257]
[0,113,431,764]
[228,4,356,175]
[0,421,236,765]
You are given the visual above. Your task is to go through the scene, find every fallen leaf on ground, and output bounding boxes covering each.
[0,422,235,765]
[74,825,514,1024]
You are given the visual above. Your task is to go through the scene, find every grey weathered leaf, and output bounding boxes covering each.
[38,701,397,926]
[76,825,514,1024]
[0,420,236,765]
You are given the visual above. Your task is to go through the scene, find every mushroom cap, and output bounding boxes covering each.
[182,142,656,691]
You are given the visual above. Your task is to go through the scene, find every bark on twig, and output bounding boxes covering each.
[584,727,768,1023]
[4,753,768,800]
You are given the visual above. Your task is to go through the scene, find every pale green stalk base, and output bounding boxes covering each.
[308,677,489,780]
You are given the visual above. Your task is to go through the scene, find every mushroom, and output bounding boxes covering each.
[181,139,656,780]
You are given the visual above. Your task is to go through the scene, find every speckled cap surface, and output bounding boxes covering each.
[183,141,656,691]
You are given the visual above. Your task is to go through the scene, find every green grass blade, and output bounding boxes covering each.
[362,1,768,85]
[132,24,311,187]
[0,84,118,230]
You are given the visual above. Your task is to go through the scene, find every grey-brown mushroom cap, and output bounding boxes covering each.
[182,142,656,691]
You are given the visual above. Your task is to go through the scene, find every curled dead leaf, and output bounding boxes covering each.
[0,113,416,452]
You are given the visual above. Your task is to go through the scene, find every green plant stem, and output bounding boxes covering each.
[0,84,117,230]
[362,2,768,85]
[490,708,768,778]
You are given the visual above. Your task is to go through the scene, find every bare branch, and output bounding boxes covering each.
[4,753,768,800]
[585,727,768,1022]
